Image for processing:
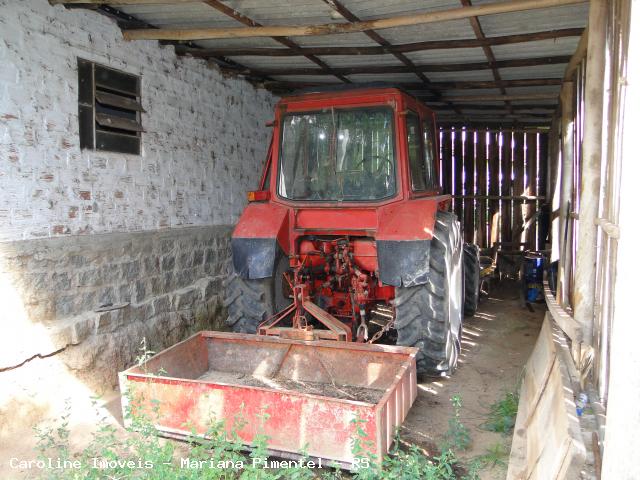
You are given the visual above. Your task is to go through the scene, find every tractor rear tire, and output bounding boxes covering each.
[224,274,274,334]
[463,243,480,317]
[224,255,291,334]
[394,211,463,376]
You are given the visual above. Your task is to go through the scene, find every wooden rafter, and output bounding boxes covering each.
[172,28,583,57]
[121,0,587,41]
[217,56,571,77]
[460,0,512,113]
[263,78,562,92]
[435,104,558,112]
[200,0,349,83]
[443,93,558,102]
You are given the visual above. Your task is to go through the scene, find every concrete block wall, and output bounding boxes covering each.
[0,0,275,387]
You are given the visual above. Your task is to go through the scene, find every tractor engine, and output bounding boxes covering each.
[294,237,395,341]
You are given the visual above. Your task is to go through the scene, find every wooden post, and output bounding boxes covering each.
[549,113,561,261]
[557,82,574,307]
[573,0,607,346]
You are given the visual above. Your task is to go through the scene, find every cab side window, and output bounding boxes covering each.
[406,113,427,191]
[422,119,436,190]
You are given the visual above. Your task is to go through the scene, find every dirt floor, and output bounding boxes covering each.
[400,280,545,479]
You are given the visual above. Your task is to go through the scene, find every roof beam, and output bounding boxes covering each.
[263,78,562,92]
[122,0,587,41]
[220,55,571,76]
[460,0,512,113]
[434,104,558,112]
[200,0,350,83]
[173,28,584,57]
[442,93,559,102]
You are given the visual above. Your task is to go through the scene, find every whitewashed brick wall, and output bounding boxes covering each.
[0,0,276,242]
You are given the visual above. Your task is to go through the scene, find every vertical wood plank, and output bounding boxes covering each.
[453,130,464,222]
[476,130,488,248]
[488,132,501,248]
[500,130,513,246]
[441,129,453,195]
[538,133,549,251]
[463,130,475,243]
[511,132,525,250]
[525,133,538,250]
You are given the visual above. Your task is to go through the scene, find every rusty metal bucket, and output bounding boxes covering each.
[119,331,417,468]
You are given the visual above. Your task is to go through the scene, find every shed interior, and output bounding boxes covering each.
[0,1,636,479]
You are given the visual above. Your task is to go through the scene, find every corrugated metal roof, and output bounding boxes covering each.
[86,0,590,124]
[499,64,567,81]
[505,85,562,95]
[473,2,589,37]
[228,55,319,69]
[291,33,379,48]
[346,73,424,83]
[492,37,581,61]
[405,48,489,64]
[339,0,466,20]
[425,70,496,82]
[319,55,405,68]
[375,20,476,44]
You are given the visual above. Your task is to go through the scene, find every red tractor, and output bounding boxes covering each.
[225,87,480,376]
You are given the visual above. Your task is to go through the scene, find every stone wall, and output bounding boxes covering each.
[0,226,231,387]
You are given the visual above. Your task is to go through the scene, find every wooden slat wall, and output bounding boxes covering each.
[439,128,549,250]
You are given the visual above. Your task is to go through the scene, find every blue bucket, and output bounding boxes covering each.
[523,251,545,302]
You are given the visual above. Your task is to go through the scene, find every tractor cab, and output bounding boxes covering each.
[258,87,440,204]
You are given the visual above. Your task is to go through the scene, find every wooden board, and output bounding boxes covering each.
[476,131,488,247]
[507,315,586,480]
[511,132,525,245]
[488,132,501,246]
[453,129,464,222]
[463,130,475,243]
[500,132,513,244]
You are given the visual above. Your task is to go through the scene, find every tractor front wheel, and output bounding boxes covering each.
[394,211,463,376]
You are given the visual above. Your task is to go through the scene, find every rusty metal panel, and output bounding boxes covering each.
[120,331,417,467]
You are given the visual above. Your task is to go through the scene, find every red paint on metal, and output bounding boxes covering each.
[119,332,417,468]
[294,209,378,232]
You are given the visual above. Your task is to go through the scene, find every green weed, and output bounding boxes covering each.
[441,395,471,452]
[482,391,519,434]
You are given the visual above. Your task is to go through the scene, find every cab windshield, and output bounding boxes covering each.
[278,107,396,201]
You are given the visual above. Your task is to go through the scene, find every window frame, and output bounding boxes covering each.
[406,110,438,194]
[78,58,144,155]
[276,105,398,203]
